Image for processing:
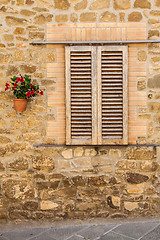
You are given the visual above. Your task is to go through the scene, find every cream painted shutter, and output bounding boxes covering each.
[65,45,128,145]
[65,46,97,145]
[97,46,128,145]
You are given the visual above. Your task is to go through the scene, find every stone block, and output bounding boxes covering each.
[155,0,160,7]
[140,161,159,171]
[85,148,97,157]
[114,0,130,9]
[0,53,12,64]
[54,0,70,10]
[70,13,78,22]
[137,80,146,90]
[74,147,84,157]
[74,0,87,10]
[3,34,14,42]
[148,30,159,39]
[112,196,120,208]
[20,9,36,16]
[40,201,58,210]
[127,183,144,194]
[148,102,160,112]
[20,64,36,73]
[55,14,68,22]
[72,157,92,169]
[89,0,110,10]
[0,136,11,144]
[80,12,97,22]
[34,14,53,25]
[125,148,155,160]
[137,50,147,61]
[126,172,149,184]
[29,31,45,39]
[134,0,151,8]
[32,155,55,172]
[96,165,112,173]
[23,201,38,210]
[14,50,26,61]
[100,11,117,22]
[92,156,109,166]
[58,159,71,170]
[8,156,29,171]
[2,180,35,200]
[6,16,28,26]
[61,149,73,159]
[124,202,138,211]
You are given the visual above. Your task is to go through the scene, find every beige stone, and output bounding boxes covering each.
[74,0,87,10]
[70,13,78,22]
[17,0,24,5]
[150,10,160,16]
[54,0,70,10]
[124,202,138,211]
[155,0,160,7]
[134,0,151,8]
[20,64,36,73]
[114,0,130,10]
[3,34,14,42]
[42,50,55,62]
[96,165,112,173]
[34,14,53,25]
[8,157,29,171]
[89,0,110,10]
[151,56,160,62]
[36,0,53,7]
[128,12,142,21]
[32,155,55,172]
[137,50,147,61]
[148,18,159,24]
[112,196,120,207]
[26,0,34,4]
[148,30,159,39]
[29,31,44,39]
[20,9,36,16]
[140,161,158,171]
[137,80,146,90]
[13,27,25,35]
[0,53,12,64]
[148,102,160,112]
[40,201,58,210]
[119,12,125,22]
[23,132,40,141]
[74,147,84,157]
[80,12,97,22]
[14,50,26,61]
[127,183,144,194]
[92,156,110,166]
[6,16,28,26]
[58,159,71,170]
[72,157,92,169]
[85,148,97,157]
[100,11,117,22]
[109,149,121,159]
[0,0,10,3]
[0,118,7,128]
[55,14,68,22]
[61,149,73,159]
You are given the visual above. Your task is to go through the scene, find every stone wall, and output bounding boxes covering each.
[0,0,160,222]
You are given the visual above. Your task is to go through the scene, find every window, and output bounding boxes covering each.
[65,45,128,145]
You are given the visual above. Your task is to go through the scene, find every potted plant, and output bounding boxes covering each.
[5,74,43,112]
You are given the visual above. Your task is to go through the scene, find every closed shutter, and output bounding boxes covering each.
[66,45,128,145]
[65,46,97,145]
[97,46,128,145]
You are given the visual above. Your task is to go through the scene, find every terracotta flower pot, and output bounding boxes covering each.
[14,99,27,112]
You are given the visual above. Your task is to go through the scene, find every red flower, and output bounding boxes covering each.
[6,83,10,87]
[31,91,34,95]
[5,87,9,91]
[26,92,31,98]
[16,77,21,82]
[30,85,34,89]
[21,78,24,82]
[40,91,43,95]
[14,83,18,87]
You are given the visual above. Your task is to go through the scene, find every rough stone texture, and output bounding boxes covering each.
[54,0,70,10]
[55,14,68,22]
[134,0,151,9]
[74,0,87,10]
[137,50,147,61]
[80,12,97,22]
[126,172,149,184]
[100,11,117,22]
[148,74,160,88]
[128,12,142,21]
[89,0,110,10]
[113,0,131,10]
[32,155,55,172]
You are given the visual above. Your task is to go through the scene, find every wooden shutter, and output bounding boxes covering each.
[65,46,97,145]
[97,46,128,145]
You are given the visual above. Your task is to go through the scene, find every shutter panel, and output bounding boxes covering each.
[97,46,128,145]
[65,46,97,145]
